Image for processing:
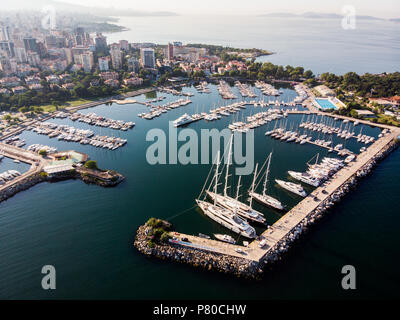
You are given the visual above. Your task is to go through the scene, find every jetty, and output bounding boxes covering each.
[0,143,124,203]
[134,127,400,278]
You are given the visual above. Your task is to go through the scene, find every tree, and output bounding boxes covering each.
[193,70,205,78]
[350,109,359,118]
[84,160,99,170]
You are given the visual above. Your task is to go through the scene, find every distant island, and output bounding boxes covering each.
[258,11,395,21]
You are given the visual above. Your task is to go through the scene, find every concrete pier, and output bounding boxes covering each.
[135,127,400,276]
[0,142,47,200]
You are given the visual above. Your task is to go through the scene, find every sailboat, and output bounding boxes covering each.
[206,137,266,225]
[196,151,257,239]
[248,152,285,211]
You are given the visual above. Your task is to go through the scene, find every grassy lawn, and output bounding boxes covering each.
[376,114,400,127]
[32,99,94,113]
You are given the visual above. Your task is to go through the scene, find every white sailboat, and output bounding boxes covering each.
[206,138,266,225]
[196,151,257,239]
[248,152,285,211]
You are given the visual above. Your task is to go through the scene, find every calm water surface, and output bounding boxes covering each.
[0,83,399,299]
[105,15,400,75]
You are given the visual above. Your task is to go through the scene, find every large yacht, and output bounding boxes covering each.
[196,149,257,238]
[206,191,266,224]
[288,171,320,187]
[275,179,307,197]
[206,138,266,225]
[196,200,256,238]
[173,113,194,127]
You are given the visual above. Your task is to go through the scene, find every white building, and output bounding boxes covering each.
[81,52,94,72]
[119,40,129,51]
[110,44,122,69]
[15,47,27,63]
[98,57,109,71]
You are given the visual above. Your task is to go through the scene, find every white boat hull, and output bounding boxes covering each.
[249,191,285,211]
[196,200,256,238]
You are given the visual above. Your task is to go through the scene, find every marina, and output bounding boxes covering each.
[136,126,400,272]
[27,122,127,151]
[1,81,399,298]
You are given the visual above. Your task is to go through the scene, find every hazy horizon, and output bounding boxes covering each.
[2,0,400,19]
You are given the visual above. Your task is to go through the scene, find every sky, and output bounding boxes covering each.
[53,0,400,18]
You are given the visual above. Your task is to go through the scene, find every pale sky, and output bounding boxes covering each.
[55,0,400,18]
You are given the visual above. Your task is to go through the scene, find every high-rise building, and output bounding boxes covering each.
[23,37,38,53]
[98,57,109,71]
[119,40,129,51]
[167,43,174,60]
[45,35,65,49]
[0,41,14,57]
[95,33,107,51]
[27,51,40,67]
[45,35,57,48]
[0,25,11,41]
[63,48,73,64]
[127,57,139,73]
[75,34,83,46]
[81,52,94,72]
[14,46,27,63]
[140,48,155,68]
[110,43,122,69]
[0,57,12,74]
[37,42,47,58]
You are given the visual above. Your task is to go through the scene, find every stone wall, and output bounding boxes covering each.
[134,225,263,280]
[134,139,399,279]
[0,173,45,203]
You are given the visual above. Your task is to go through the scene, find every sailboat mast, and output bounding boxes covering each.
[249,163,258,208]
[224,136,233,196]
[262,152,272,196]
[235,176,242,200]
[213,151,220,205]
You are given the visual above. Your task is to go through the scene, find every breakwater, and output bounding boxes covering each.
[134,224,263,279]
[0,172,45,203]
[261,138,399,265]
[134,136,400,279]
[0,168,125,204]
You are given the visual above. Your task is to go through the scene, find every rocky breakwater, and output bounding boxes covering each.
[78,168,125,187]
[0,172,45,203]
[134,218,263,279]
[262,138,400,265]
[73,160,125,187]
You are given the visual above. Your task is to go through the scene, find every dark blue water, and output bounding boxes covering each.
[0,83,398,299]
